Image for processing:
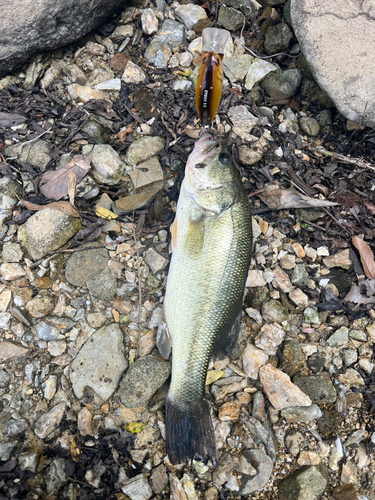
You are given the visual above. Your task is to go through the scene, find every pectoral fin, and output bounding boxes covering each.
[156,306,172,359]
[169,217,178,253]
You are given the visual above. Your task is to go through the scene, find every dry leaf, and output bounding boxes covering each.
[70,439,80,462]
[21,200,80,218]
[39,153,91,201]
[258,184,339,210]
[365,202,375,215]
[206,370,224,385]
[352,235,375,279]
[123,422,146,434]
[68,171,77,206]
[344,279,375,304]
[185,125,200,139]
[95,207,118,220]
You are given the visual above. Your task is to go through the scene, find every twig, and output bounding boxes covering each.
[132,218,143,357]
[311,146,375,173]
[299,218,345,237]
[5,129,51,160]
[161,112,177,141]
[244,46,299,59]
[29,243,109,269]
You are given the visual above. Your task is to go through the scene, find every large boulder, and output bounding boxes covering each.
[0,0,128,77]
[291,0,375,128]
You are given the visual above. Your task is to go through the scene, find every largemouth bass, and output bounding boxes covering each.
[157,134,252,465]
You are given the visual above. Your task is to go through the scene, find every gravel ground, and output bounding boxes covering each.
[0,0,374,499]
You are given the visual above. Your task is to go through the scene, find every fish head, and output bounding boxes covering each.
[184,134,242,214]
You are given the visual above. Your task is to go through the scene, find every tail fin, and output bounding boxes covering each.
[166,396,216,466]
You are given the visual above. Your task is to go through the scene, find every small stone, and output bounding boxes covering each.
[299,117,320,136]
[94,78,121,91]
[173,79,192,92]
[327,327,349,347]
[329,438,344,471]
[280,254,296,269]
[145,40,172,68]
[42,375,57,400]
[260,364,312,410]
[278,465,328,500]
[86,312,107,329]
[262,300,288,324]
[70,323,127,401]
[18,451,38,472]
[36,316,76,341]
[337,368,364,388]
[122,61,146,84]
[292,242,305,258]
[33,402,67,439]
[0,263,25,281]
[272,266,293,292]
[204,487,218,500]
[280,404,322,423]
[245,58,277,91]
[219,400,241,421]
[285,430,305,455]
[349,329,367,341]
[289,288,309,308]
[358,357,374,374]
[113,183,164,214]
[223,54,254,83]
[6,418,28,436]
[122,474,153,500]
[150,464,168,494]
[144,247,169,274]
[297,451,320,466]
[2,242,23,263]
[125,137,165,166]
[129,156,164,190]
[242,344,269,379]
[238,450,273,495]
[293,374,337,404]
[119,355,170,408]
[261,72,294,100]
[48,341,66,356]
[18,208,81,260]
[87,267,117,301]
[264,23,293,53]
[0,369,10,388]
[0,312,11,330]
[26,295,54,318]
[255,323,285,355]
[181,473,199,500]
[141,8,158,35]
[238,145,264,165]
[227,105,258,141]
[291,264,309,287]
[304,307,320,324]
[341,349,358,367]
[5,140,51,171]
[175,4,207,30]
[332,484,358,500]
[246,270,266,287]
[0,441,17,461]
[0,341,28,362]
[217,5,244,32]
[169,474,187,500]
[67,84,107,103]
[78,407,93,436]
[88,144,125,185]
[245,307,262,323]
[323,249,352,270]
[65,246,109,288]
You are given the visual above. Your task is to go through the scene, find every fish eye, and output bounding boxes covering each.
[219,152,230,165]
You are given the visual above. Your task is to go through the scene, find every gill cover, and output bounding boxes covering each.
[195,28,231,125]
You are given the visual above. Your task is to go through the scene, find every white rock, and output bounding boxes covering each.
[245,58,277,91]
[173,79,192,92]
[122,61,146,84]
[0,263,25,281]
[94,78,121,91]
[242,344,269,380]
[188,37,202,55]
[255,323,285,355]
[141,8,159,35]
[245,307,262,324]
[175,4,207,30]
[227,105,258,141]
[246,270,266,287]
[289,288,309,308]
[329,437,343,471]
[178,51,193,67]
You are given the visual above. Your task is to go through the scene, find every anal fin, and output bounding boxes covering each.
[212,308,241,358]
[156,305,172,359]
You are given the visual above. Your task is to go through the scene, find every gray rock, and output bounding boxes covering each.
[81,119,108,144]
[65,246,109,287]
[280,404,322,423]
[0,177,22,237]
[122,474,153,500]
[282,338,305,377]
[18,451,38,472]
[327,327,349,347]
[213,455,238,487]
[0,0,127,76]
[262,300,288,323]
[153,19,185,48]
[245,58,277,91]
[70,323,127,400]
[258,0,285,5]
[0,369,10,388]
[227,105,258,140]
[291,264,309,287]
[89,144,125,185]
[33,402,67,439]
[119,355,170,408]
[46,457,67,494]
[304,307,320,324]
[129,157,164,190]
[2,242,23,263]
[125,136,165,166]
[6,418,28,436]
[222,0,256,15]
[300,116,320,136]
[293,373,337,404]
[36,316,76,341]
[283,68,302,93]
[0,441,17,461]
[145,40,172,67]
[175,4,207,30]
[291,0,375,128]
[265,23,293,53]
[144,247,169,274]
[5,141,51,171]
[87,267,117,301]
[238,450,273,495]
[278,464,328,500]
[261,72,294,99]
[340,349,358,367]
[149,464,168,494]
[18,208,81,261]
[218,5,244,32]
[223,54,253,83]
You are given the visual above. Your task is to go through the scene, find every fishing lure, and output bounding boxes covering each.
[195,28,231,125]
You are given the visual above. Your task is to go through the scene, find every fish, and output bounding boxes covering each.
[157,134,252,465]
[195,28,231,125]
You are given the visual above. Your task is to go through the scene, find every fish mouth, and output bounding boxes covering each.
[194,134,219,163]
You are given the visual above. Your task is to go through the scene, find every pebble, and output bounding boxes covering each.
[144,247,169,274]
[122,61,146,84]
[358,357,374,374]
[244,58,277,91]
[272,266,293,292]
[129,156,164,190]
[33,402,67,439]
[227,105,258,141]
[223,54,254,82]
[141,8,159,35]
[264,23,293,53]
[219,400,241,421]
[113,183,164,214]
[173,79,192,92]
[297,451,320,466]
[18,451,38,472]
[293,373,337,404]
[175,4,207,30]
[323,249,352,270]
[238,450,273,495]
[94,78,121,91]
[341,461,357,484]
[0,289,12,314]
[0,341,28,362]
[246,270,266,287]
[86,144,125,185]
[6,418,28,436]
[280,254,296,269]
[278,465,328,500]
[42,375,57,400]
[299,116,320,136]
[70,323,128,400]
[259,364,312,410]
[47,340,66,356]
[329,438,344,470]
[217,5,244,32]
[242,344,269,379]
[122,474,153,500]
[78,407,93,436]
[0,263,25,281]
[18,208,81,260]
[281,403,322,423]
[149,464,168,493]
[119,355,170,408]
[245,307,262,323]
[36,316,76,341]
[0,369,10,388]
[67,84,107,103]
[181,473,199,500]
[337,368,364,388]
[289,288,309,308]
[0,441,17,461]
[291,264,309,287]
[65,246,109,288]
[327,326,349,347]
[169,474,188,500]
[0,312,11,330]
[87,267,117,301]
[255,323,285,355]
[304,307,320,324]
[26,295,54,318]
[2,242,23,263]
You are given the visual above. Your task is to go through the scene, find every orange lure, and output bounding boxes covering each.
[195,28,230,125]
